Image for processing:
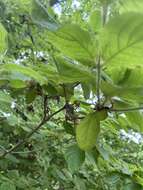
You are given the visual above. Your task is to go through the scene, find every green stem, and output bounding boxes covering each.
[96,3,108,108]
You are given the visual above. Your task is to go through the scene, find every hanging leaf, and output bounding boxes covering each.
[65,144,85,173]
[76,111,107,151]
[102,13,143,67]
[1,64,46,85]
[47,24,97,65]
[31,0,59,31]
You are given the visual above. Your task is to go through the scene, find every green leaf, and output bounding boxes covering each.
[81,83,91,99]
[133,175,143,186]
[123,182,141,190]
[35,64,61,83]
[63,121,75,135]
[31,0,59,31]
[0,23,7,55]
[25,88,37,104]
[65,144,85,173]
[1,64,46,85]
[0,91,13,104]
[0,182,16,190]
[105,66,143,88]
[101,67,143,103]
[7,115,18,126]
[125,111,143,132]
[55,56,95,83]
[119,0,143,14]
[89,10,102,33]
[48,24,97,65]
[74,176,86,190]
[9,80,27,89]
[76,112,100,150]
[102,13,143,67]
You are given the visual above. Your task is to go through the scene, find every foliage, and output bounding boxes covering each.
[0,0,143,189]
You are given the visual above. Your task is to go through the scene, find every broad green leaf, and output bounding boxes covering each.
[101,67,143,103]
[102,13,143,67]
[102,79,143,103]
[1,64,46,85]
[37,58,96,84]
[0,23,7,55]
[55,57,96,83]
[76,112,100,150]
[31,0,59,30]
[119,0,143,14]
[36,64,61,83]
[48,24,97,65]
[89,10,102,33]
[105,66,143,88]
[65,144,85,173]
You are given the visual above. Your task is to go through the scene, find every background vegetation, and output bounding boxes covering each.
[0,0,143,189]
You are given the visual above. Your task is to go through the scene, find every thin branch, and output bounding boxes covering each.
[96,56,101,107]
[43,95,49,118]
[0,106,65,159]
[110,106,143,112]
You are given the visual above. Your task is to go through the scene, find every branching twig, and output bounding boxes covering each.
[0,106,65,159]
